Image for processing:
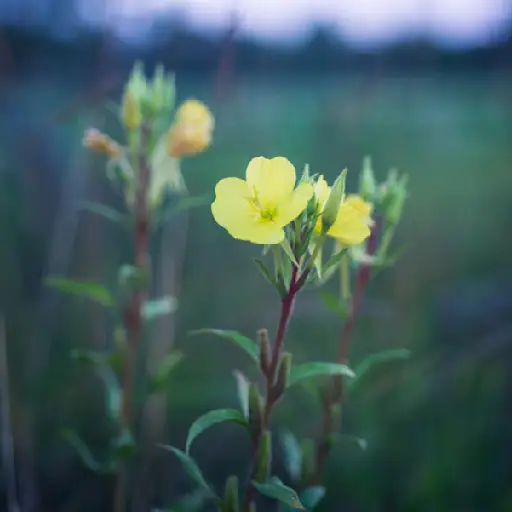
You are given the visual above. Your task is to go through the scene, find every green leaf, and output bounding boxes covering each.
[317,291,347,317]
[233,370,250,419]
[71,348,107,366]
[287,362,355,389]
[109,428,136,463]
[45,277,114,307]
[98,367,122,421]
[253,258,280,291]
[299,486,326,510]
[161,446,213,494]
[158,195,210,223]
[280,238,298,266]
[349,348,411,391]
[61,429,104,473]
[142,296,178,320]
[322,247,348,275]
[253,477,305,510]
[280,430,302,482]
[186,409,248,454]
[189,329,259,363]
[148,351,184,394]
[79,200,126,224]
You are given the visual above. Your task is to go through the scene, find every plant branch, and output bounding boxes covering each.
[242,265,299,511]
[309,218,381,485]
[113,123,152,512]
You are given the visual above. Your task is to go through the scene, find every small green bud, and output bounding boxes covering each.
[258,329,271,376]
[150,65,175,115]
[254,430,272,483]
[248,383,264,433]
[322,169,347,232]
[299,163,310,184]
[387,174,408,225]
[359,156,377,202]
[273,352,292,402]
[223,475,240,512]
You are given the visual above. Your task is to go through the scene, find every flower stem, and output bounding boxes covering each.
[113,123,152,512]
[309,218,381,486]
[242,265,299,512]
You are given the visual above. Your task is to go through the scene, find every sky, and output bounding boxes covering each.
[112,0,512,49]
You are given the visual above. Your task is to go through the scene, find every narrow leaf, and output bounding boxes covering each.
[149,351,184,394]
[252,477,305,510]
[189,329,259,362]
[349,348,411,390]
[45,277,114,307]
[233,371,250,419]
[317,290,347,317]
[98,367,122,421]
[322,247,348,274]
[253,258,279,290]
[161,446,213,494]
[186,409,248,454]
[79,200,126,224]
[280,238,298,266]
[142,296,178,320]
[61,429,104,473]
[71,348,107,366]
[280,430,302,482]
[299,486,326,510]
[287,362,355,389]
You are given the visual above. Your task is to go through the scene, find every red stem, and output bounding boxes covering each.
[113,124,151,512]
[242,266,299,511]
[310,219,381,485]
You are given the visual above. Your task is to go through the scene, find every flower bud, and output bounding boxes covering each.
[387,174,408,225]
[167,99,214,158]
[150,65,175,115]
[121,90,142,131]
[248,383,263,434]
[254,430,272,483]
[223,475,239,512]
[83,128,121,159]
[273,352,292,403]
[258,328,271,376]
[321,169,346,232]
[359,156,377,202]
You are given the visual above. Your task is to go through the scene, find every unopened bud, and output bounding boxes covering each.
[248,383,263,434]
[387,174,408,225]
[359,156,377,202]
[223,475,239,512]
[322,169,346,232]
[254,430,272,483]
[150,65,175,114]
[258,329,271,376]
[121,90,142,131]
[83,128,121,159]
[273,352,292,403]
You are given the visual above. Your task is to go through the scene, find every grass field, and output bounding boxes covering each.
[1,71,512,510]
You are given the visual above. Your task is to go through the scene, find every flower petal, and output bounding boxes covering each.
[345,194,374,217]
[328,202,371,245]
[246,157,296,209]
[211,177,285,244]
[274,183,314,227]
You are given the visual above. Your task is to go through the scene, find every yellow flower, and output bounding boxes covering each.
[167,99,214,157]
[314,175,372,245]
[211,157,313,244]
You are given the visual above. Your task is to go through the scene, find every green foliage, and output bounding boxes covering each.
[185,409,248,454]
[252,477,304,510]
[349,348,411,391]
[316,290,348,318]
[322,247,348,276]
[79,200,127,225]
[233,371,250,418]
[280,430,302,482]
[98,367,122,422]
[287,362,355,388]
[142,296,178,320]
[189,329,259,362]
[110,428,136,463]
[45,276,114,307]
[61,429,106,474]
[148,351,184,394]
[162,446,214,495]
[253,258,282,296]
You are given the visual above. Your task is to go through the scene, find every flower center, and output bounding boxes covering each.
[247,189,277,222]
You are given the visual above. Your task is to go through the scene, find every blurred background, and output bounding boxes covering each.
[1,0,512,511]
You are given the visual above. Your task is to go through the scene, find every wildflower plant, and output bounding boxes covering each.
[164,156,409,511]
[44,62,214,511]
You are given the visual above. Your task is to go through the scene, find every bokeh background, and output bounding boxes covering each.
[1,0,512,511]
